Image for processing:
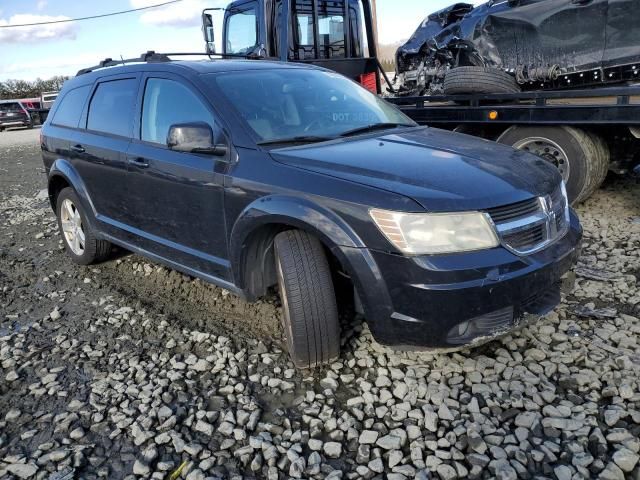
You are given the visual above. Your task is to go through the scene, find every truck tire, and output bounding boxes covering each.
[444,67,520,95]
[497,126,610,204]
[56,187,112,265]
[274,230,340,369]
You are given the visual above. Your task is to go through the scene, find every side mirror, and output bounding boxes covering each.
[167,122,228,157]
[202,12,216,54]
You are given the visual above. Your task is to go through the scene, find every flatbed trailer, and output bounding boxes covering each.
[386,86,640,203]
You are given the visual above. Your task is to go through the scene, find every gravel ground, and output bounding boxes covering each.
[1,128,639,480]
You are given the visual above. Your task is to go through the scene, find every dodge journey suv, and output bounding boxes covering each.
[41,57,582,368]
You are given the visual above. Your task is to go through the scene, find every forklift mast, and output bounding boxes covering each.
[202,0,386,93]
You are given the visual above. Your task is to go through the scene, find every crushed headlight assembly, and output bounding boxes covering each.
[370,209,500,255]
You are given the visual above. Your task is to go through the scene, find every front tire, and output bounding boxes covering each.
[274,230,340,369]
[56,187,112,265]
[444,67,520,95]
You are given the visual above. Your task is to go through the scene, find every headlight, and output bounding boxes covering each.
[369,209,500,255]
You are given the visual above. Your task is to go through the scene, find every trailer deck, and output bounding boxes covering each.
[386,85,640,126]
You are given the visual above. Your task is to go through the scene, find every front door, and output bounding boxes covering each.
[485,0,608,72]
[125,74,230,281]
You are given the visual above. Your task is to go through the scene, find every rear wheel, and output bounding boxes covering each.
[497,126,609,204]
[274,230,340,369]
[444,67,520,95]
[56,187,112,265]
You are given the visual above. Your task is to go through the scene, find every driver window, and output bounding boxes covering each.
[141,78,215,145]
[226,6,258,54]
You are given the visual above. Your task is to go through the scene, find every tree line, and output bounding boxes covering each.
[379,59,396,74]
[0,76,69,100]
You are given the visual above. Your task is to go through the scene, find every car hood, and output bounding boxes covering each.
[270,127,559,212]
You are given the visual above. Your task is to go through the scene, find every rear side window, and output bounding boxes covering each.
[51,86,90,128]
[141,78,215,145]
[87,79,138,137]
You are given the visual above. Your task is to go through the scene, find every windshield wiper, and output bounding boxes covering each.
[339,122,415,138]
[257,136,334,146]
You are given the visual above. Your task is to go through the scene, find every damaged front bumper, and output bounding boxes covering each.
[361,211,582,350]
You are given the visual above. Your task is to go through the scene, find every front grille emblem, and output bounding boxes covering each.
[488,185,569,256]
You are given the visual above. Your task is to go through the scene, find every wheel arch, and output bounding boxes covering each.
[47,159,96,221]
[229,195,368,301]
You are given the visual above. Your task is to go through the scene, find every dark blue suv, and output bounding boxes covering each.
[41,58,582,368]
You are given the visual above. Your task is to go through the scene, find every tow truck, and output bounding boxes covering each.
[202,0,640,203]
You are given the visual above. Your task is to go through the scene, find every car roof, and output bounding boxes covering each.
[67,59,321,88]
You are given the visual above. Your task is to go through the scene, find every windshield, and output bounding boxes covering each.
[213,69,416,143]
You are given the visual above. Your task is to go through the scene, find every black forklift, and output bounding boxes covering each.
[201,0,393,94]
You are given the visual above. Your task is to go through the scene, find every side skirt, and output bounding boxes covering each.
[98,232,247,300]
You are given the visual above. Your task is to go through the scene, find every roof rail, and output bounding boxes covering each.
[76,48,275,76]
[76,51,214,76]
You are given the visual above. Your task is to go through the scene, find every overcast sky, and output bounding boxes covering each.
[0,0,482,81]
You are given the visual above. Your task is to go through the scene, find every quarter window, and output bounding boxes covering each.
[226,6,258,54]
[51,86,91,128]
[87,79,137,137]
[141,78,215,145]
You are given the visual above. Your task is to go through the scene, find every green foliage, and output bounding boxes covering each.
[0,76,69,100]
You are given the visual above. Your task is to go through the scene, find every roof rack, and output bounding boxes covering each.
[76,49,274,76]
[76,51,219,76]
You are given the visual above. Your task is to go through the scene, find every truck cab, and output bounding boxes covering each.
[202,0,382,92]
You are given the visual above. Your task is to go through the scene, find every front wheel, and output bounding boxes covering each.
[274,230,340,369]
[56,187,112,265]
[444,67,520,95]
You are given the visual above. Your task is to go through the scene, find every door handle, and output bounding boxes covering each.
[571,0,592,5]
[127,156,150,168]
[70,144,85,154]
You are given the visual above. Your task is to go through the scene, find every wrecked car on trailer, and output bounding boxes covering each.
[395,0,640,96]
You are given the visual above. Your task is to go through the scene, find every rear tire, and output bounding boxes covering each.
[56,187,112,265]
[274,230,340,369]
[497,126,609,204]
[444,67,520,95]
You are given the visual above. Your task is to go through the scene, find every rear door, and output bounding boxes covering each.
[69,74,140,231]
[124,73,230,280]
[603,0,640,69]
[486,0,608,72]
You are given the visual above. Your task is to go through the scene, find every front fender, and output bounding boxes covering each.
[48,159,97,224]
[231,194,367,247]
[229,194,395,331]
[229,195,368,286]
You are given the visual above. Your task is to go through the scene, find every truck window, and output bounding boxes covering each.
[51,86,90,129]
[141,78,215,145]
[226,5,258,54]
[87,79,137,138]
[293,1,346,59]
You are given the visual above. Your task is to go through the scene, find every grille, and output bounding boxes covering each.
[486,184,569,255]
[503,224,546,251]
[486,197,541,223]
